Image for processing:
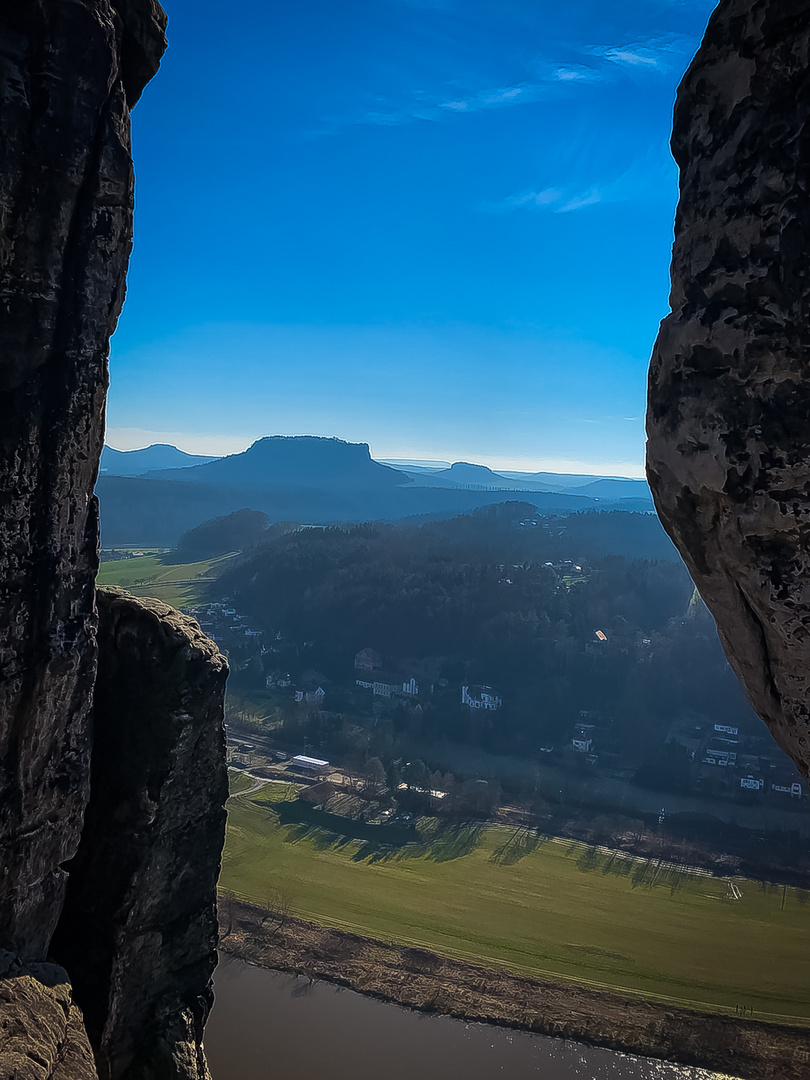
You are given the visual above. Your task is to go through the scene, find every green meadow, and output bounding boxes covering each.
[96,552,238,608]
[221,783,810,1024]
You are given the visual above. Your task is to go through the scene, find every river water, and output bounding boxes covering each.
[205,958,738,1080]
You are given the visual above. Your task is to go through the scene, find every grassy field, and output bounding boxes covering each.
[96,552,238,608]
[221,784,810,1023]
[227,769,255,797]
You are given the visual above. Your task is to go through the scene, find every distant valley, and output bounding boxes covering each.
[98,436,653,547]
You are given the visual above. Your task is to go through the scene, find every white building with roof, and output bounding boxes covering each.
[461,685,502,711]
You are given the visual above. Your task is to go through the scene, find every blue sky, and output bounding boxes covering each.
[108,0,718,476]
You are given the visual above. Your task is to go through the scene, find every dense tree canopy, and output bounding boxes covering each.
[218,505,760,764]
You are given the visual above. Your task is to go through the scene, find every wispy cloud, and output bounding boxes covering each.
[324,79,548,133]
[438,82,545,114]
[488,186,603,215]
[486,143,674,216]
[359,108,435,127]
[314,32,693,138]
[577,415,642,425]
[552,66,603,83]
[587,34,695,73]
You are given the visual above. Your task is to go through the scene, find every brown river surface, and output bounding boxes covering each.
[205,958,738,1080]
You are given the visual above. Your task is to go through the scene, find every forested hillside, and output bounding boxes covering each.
[215,505,760,770]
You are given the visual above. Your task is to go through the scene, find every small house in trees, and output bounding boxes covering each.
[355,647,383,672]
[461,685,502,711]
[739,775,764,791]
[572,724,595,753]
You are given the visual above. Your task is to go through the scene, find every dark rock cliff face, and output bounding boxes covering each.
[53,591,228,1080]
[647,0,810,777]
[0,0,166,960]
[1,3,230,1079]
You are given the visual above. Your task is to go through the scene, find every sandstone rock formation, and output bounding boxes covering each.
[1,3,230,1079]
[0,953,96,1080]
[647,0,810,777]
[0,0,167,959]
[52,591,228,1080]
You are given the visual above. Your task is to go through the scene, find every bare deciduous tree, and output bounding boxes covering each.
[220,889,237,938]
[261,886,293,937]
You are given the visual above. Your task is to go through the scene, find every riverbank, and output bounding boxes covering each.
[218,899,809,1080]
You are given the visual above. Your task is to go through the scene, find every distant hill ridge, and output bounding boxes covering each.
[149,435,407,489]
[103,436,648,495]
[100,443,219,476]
[96,436,653,545]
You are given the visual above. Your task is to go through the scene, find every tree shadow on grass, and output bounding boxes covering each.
[598,852,633,879]
[271,800,484,865]
[490,827,544,866]
[275,800,413,851]
[576,847,602,874]
[657,866,686,894]
[630,859,658,889]
[417,821,485,863]
[566,841,692,894]
[281,821,358,853]
[572,844,660,889]
[357,820,485,864]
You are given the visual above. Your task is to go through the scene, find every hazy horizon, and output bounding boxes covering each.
[103,429,648,479]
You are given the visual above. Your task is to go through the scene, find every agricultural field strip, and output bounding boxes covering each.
[96,552,240,608]
[255,899,806,1024]
[222,790,810,1022]
[96,551,239,588]
[256,906,808,1025]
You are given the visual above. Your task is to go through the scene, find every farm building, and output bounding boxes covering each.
[299,781,336,805]
[292,755,330,777]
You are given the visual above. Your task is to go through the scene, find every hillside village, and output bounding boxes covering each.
[185,582,806,814]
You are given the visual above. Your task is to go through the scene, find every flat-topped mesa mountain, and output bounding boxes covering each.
[0,3,227,1078]
[435,461,512,487]
[647,0,810,780]
[95,438,655,547]
[100,444,219,476]
[410,461,549,491]
[149,434,409,489]
[406,463,652,501]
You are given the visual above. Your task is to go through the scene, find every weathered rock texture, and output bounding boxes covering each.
[1,4,231,1079]
[52,590,229,1080]
[647,0,810,779]
[0,952,96,1080]
[0,0,166,958]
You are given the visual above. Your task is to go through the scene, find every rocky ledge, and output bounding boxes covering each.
[52,590,229,1080]
[647,0,810,778]
[0,952,96,1080]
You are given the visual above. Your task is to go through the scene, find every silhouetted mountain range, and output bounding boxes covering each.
[149,435,404,489]
[97,436,653,546]
[100,443,218,475]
